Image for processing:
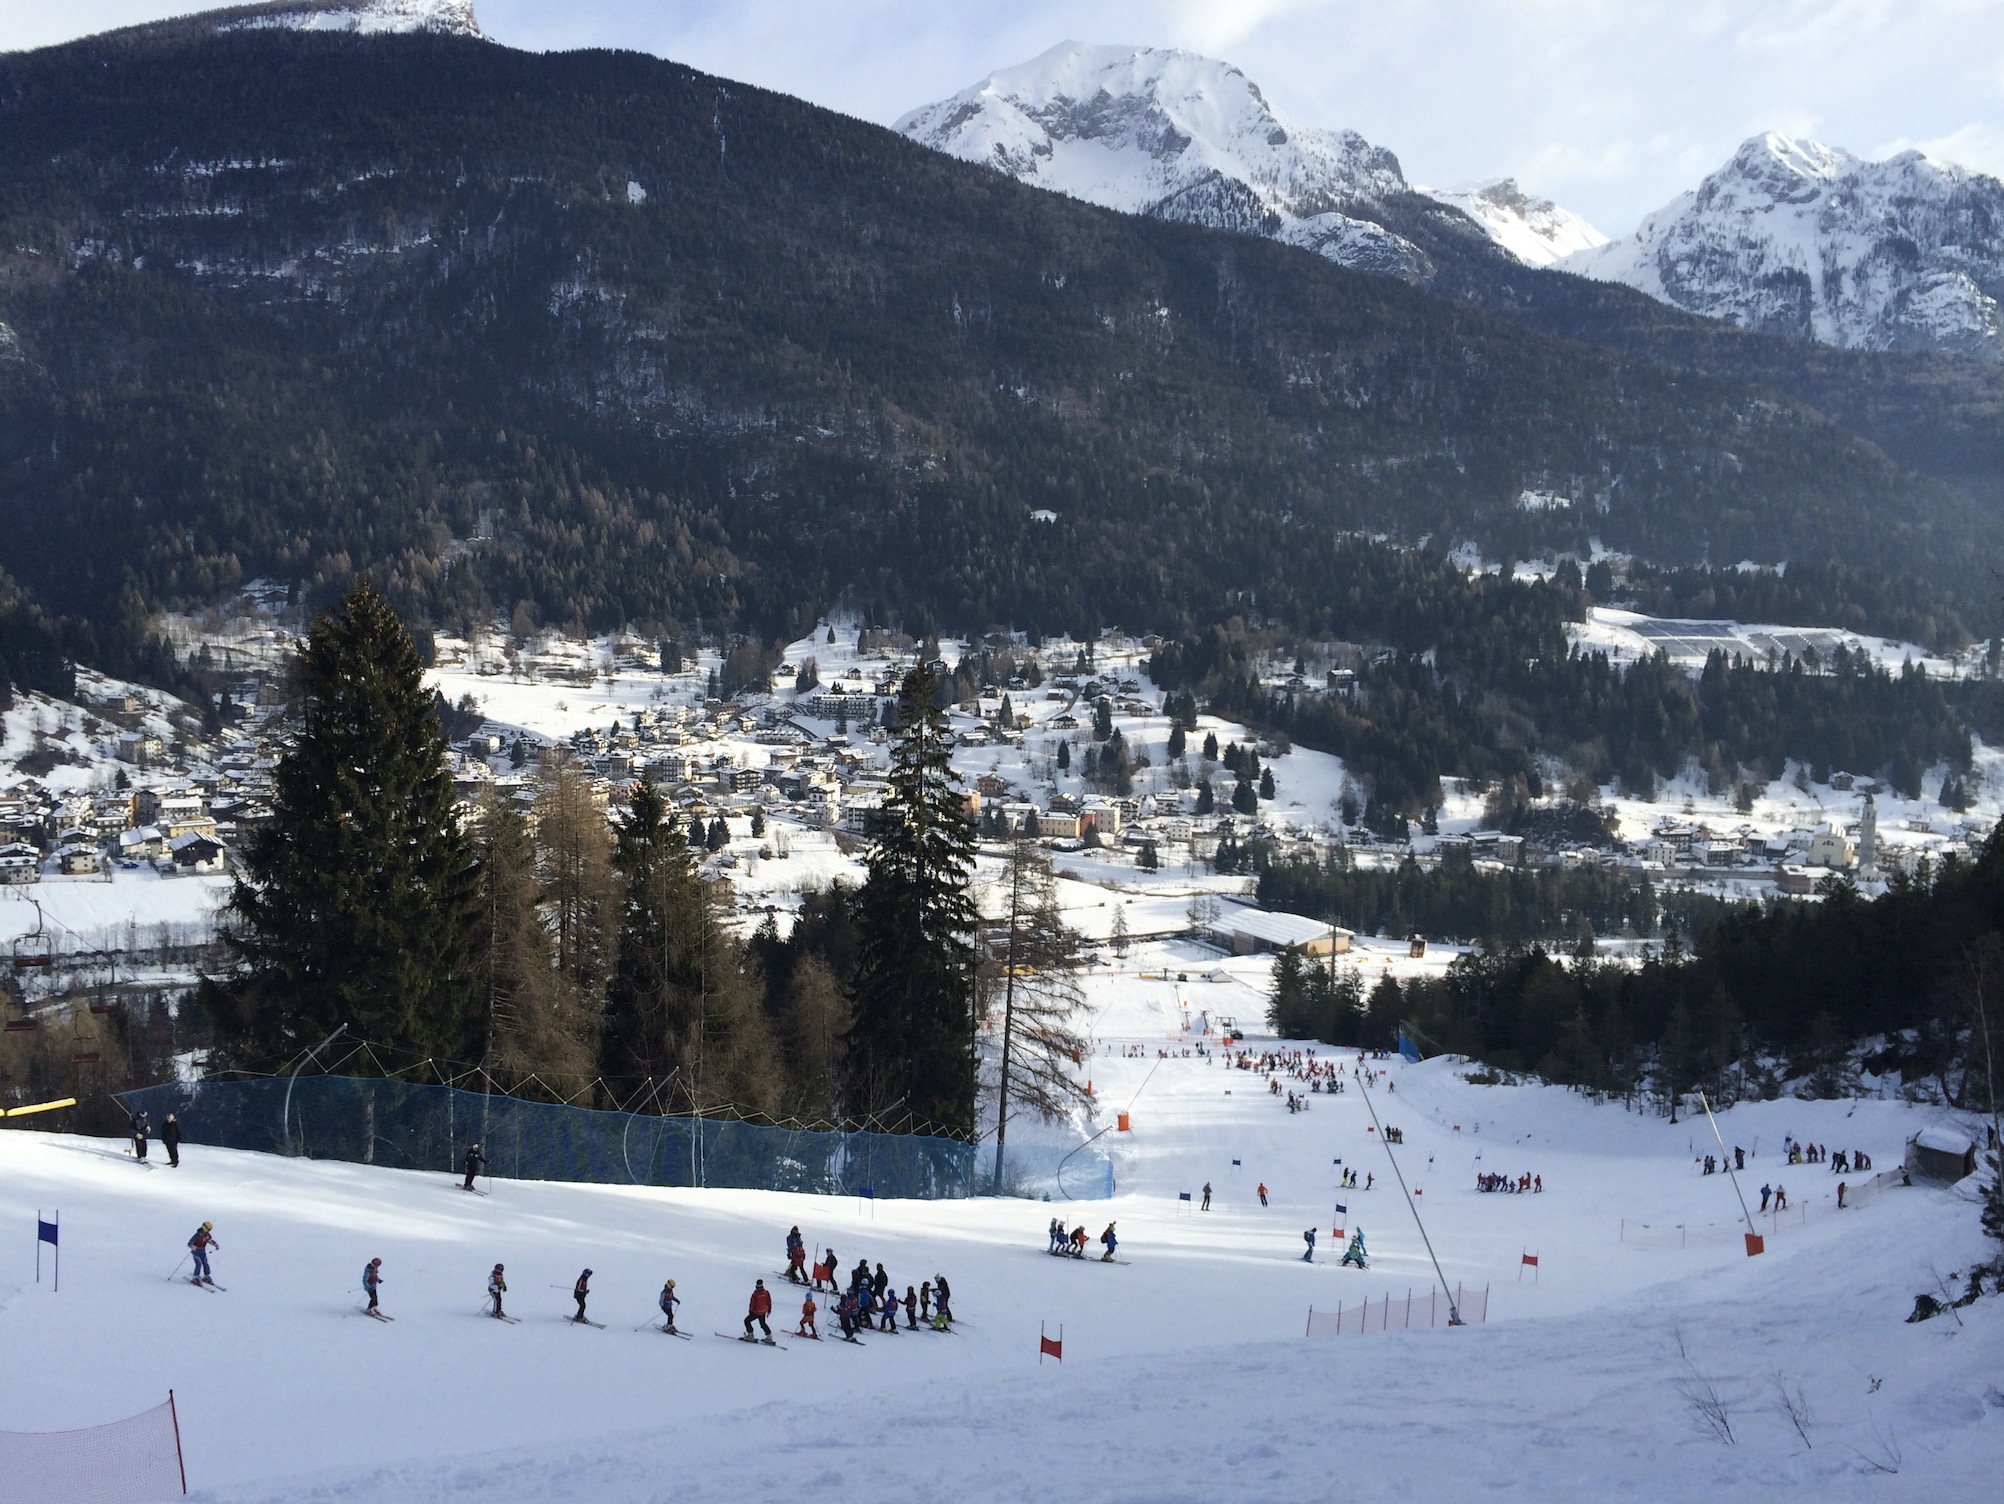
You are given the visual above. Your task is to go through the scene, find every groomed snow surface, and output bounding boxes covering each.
[3,958,2000,1501]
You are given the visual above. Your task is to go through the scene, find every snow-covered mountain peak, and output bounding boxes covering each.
[1422,177,1607,268]
[898,43,1599,282]
[211,0,481,37]
[1564,132,2004,359]
[897,41,1407,218]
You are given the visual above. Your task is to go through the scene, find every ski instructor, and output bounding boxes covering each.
[744,1278,774,1342]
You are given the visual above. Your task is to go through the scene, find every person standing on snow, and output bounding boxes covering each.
[785,1226,807,1283]
[659,1278,680,1333]
[1759,1183,1772,1213]
[462,1142,486,1192]
[1201,1182,1212,1211]
[572,1268,593,1323]
[1257,1182,1268,1207]
[488,1263,508,1318]
[131,1109,150,1163]
[795,1290,818,1338]
[362,1257,384,1313]
[932,1273,953,1328]
[1341,1229,1367,1269]
[1099,1223,1118,1262]
[903,1284,918,1329]
[161,1113,182,1169]
[186,1221,218,1283]
[1302,1228,1316,1262]
[744,1278,774,1341]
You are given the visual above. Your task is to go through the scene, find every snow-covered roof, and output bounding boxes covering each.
[1913,1126,1974,1156]
[1209,907,1351,947]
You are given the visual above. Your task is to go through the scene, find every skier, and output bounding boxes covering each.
[796,1291,818,1339]
[812,1248,837,1291]
[878,1287,900,1333]
[488,1262,508,1318]
[462,1142,486,1192]
[932,1273,953,1329]
[131,1109,149,1163]
[785,1226,807,1283]
[186,1221,218,1284]
[744,1278,774,1342]
[1340,1229,1367,1269]
[1366,1172,1373,1191]
[1099,1223,1118,1262]
[573,1268,593,1323]
[1201,1181,1212,1211]
[1759,1183,1772,1213]
[918,1280,933,1323]
[1837,1180,1848,1210]
[1774,1183,1788,1211]
[659,1278,681,1333]
[903,1283,918,1330]
[835,1289,858,1341]
[1257,1182,1268,1207]
[1047,1216,1064,1253]
[1302,1228,1316,1262]
[363,1257,384,1313]
[872,1261,890,1304]
[161,1113,182,1169]
[1734,1146,1746,1171]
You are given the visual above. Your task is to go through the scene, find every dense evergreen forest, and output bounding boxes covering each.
[0,21,1996,681]
[1270,834,2004,1119]
[1150,552,1990,824]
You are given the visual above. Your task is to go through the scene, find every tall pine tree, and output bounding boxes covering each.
[211,580,479,1066]
[851,662,979,1135]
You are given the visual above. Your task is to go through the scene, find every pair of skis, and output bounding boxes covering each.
[716,1331,787,1350]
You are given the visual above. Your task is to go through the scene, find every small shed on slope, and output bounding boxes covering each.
[1904,1126,1978,1184]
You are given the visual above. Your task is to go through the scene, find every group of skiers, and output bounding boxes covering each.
[1475,1172,1540,1193]
[782,1226,954,1340]
[1044,1218,1118,1261]
[128,1109,184,1168]
[1784,1136,1869,1172]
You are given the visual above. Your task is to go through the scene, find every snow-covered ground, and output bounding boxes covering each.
[3,945,1998,1501]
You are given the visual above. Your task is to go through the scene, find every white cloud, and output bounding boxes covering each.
[0,0,1996,235]
[1878,121,2004,178]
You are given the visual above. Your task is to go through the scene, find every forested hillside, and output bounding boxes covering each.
[0,23,1990,661]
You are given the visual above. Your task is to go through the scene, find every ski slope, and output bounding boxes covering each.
[2,963,1999,1501]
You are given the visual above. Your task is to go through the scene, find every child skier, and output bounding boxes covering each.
[1341,1229,1368,1269]
[462,1142,486,1192]
[796,1291,818,1339]
[1099,1223,1118,1262]
[186,1221,218,1285]
[363,1257,384,1313]
[488,1262,508,1318]
[1302,1228,1316,1262]
[572,1268,593,1323]
[785,1226,807,1283]
[744,1278,774,1342]
[903,1284,918,1329]
[931,1272,953,1329]
[1257,1182,1268,1206]
[835,1290,859,1340]
[659,1278,680,1333]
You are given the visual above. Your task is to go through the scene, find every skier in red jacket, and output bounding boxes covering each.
[744,1278,774,1341]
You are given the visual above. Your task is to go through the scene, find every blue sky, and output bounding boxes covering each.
[4,0,1999,235]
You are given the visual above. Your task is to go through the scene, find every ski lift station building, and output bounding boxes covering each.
[1904,1126,1979,1184]
[1204,907,1353,958]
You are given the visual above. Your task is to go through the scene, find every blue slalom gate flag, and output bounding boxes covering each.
[1231,1158,1241,1166]
[1177,1191,1191,1202]
[37,1209,58,1291]
[1333,1202,1348,1216]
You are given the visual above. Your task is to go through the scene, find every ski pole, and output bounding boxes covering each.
[166,1252,189,1282]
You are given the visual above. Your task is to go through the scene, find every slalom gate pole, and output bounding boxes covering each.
[1354,1067,1462,1324]
[1695,1092,1763,1255]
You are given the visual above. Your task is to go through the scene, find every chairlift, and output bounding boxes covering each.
[12,899,53,970]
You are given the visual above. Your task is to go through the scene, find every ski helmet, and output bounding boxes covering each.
[201,1221,212,1231]
[755,1277,765,1286]
[370,1257,382,1267]
[666,1279,676,1288]
[583,1269,593,1277]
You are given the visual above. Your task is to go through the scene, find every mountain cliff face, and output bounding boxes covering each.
[1424,178,1606,268]
[1564,133,2004,361]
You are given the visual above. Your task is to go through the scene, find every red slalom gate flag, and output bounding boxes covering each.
[1521,1252,1539,1267]
[1040,1323,1063,1362]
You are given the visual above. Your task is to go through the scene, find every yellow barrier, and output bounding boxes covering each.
[3,1097,79,1118]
